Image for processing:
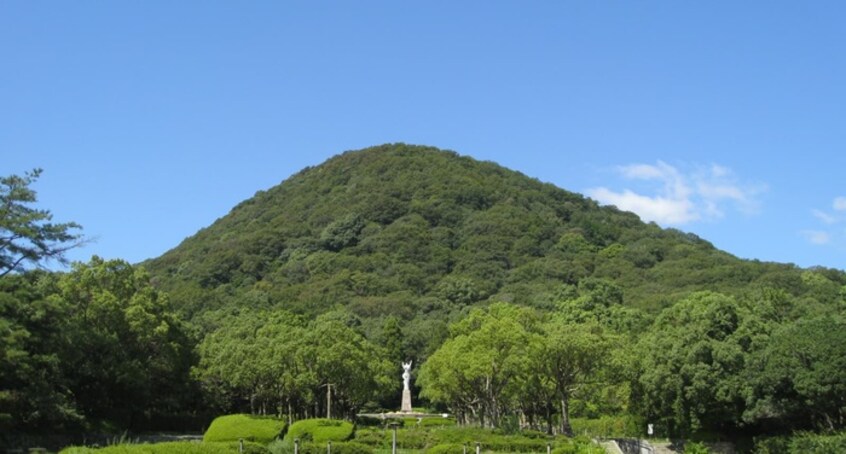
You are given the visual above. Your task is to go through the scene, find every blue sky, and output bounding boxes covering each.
[2,1,844,270]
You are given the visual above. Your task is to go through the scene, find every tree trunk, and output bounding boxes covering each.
[560,396,573,436]
[545,405,553,435]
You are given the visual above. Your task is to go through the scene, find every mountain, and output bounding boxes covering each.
[145,144,844,335]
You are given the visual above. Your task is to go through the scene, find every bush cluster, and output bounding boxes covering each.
[267,439,367,454]
[754,432,846,453]
[426,443,464,454]
[203,414,286,444]
[283,419,355,443]
[60,441,264,454]
[570,415,642,438]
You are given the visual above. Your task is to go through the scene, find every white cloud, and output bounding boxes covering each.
[619,163,667,180]
[812,209,837,225]
[801,230,832,245]
[587,187,698,224]
[710,164,730,178]
[803,197,846,249]
[587,161,764,226]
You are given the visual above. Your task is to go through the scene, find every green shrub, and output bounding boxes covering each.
[684,442,710,454]
[60,442,262,454]
[570,415,642,438]
[426,443,465,454]
[353,415,384,427]
[284,419,355,443]
[393,427,429,449]
[269,440,368,454]
[349,428,387,448]
[204,414,286,444]
[419,417,456,427]
[752,436,789,454]
[480,439,550,453]
[551,439,606,454]
[753,432,846,453]
[791,432,846,453]
[304,441,370,454]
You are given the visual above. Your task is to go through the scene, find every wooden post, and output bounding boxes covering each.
[475,441,480,454]
[239,438,244,454]
[327,441,332,454]
[294,438,299,454]
[392,423,398,454]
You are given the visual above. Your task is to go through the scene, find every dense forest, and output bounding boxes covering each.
[3,144,846,449]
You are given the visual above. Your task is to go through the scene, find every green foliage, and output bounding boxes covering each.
[426,443,464,454]
[551,439,607,454]
[14,144,846,442]
[632,292,756,436]
[58,257,198,429]
[298,442,369,454]
[144,144,837,334]
[0,257,196,434]
[570,415,642,438]
[754,432,846,453]
[419,417,456,427]
[203,414,286,443]
[420,303,616,433]
[60,441,264,454]
[744,316,846,431]
[136,144,846,443]
[270,440,368,454]
[683,441,710,454]
[195,309,392,420]
[0,168,84,276]
[419,303,537,428]
[284,418,355,443]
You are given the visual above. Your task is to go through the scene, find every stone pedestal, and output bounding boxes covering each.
[401,388,412,413]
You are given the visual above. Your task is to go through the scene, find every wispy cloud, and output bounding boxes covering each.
[803,196,846,246]
[812,209,837,225]
[588,187,697,224]
[586,161,765,225]
[801,230,832,245]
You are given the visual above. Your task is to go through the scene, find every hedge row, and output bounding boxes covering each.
[754,432,846,453]
[267,440,368,454]
[60,441,264,454]
[283,419,355,443]
[203,414,286,443]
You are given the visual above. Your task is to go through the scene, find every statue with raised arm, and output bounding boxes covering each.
[402,361,412,390]
[401,360,413,412]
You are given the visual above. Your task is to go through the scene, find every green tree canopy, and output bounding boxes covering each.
[1,169,84,276]
[745,316,846,431]
[632,292,759,436]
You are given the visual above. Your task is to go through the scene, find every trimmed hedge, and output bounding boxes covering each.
[301,441,370,454]
[551,441,607,454]
[204,414,286,444]
[426,443,464,454]
[420,417,457,427]
[267,440,367,454]
[284,419,355,443]
[60,441,266,454]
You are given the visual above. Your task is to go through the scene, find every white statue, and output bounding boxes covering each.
[402,361,412,391]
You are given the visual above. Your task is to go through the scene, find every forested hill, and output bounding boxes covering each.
[146,143,844,328]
